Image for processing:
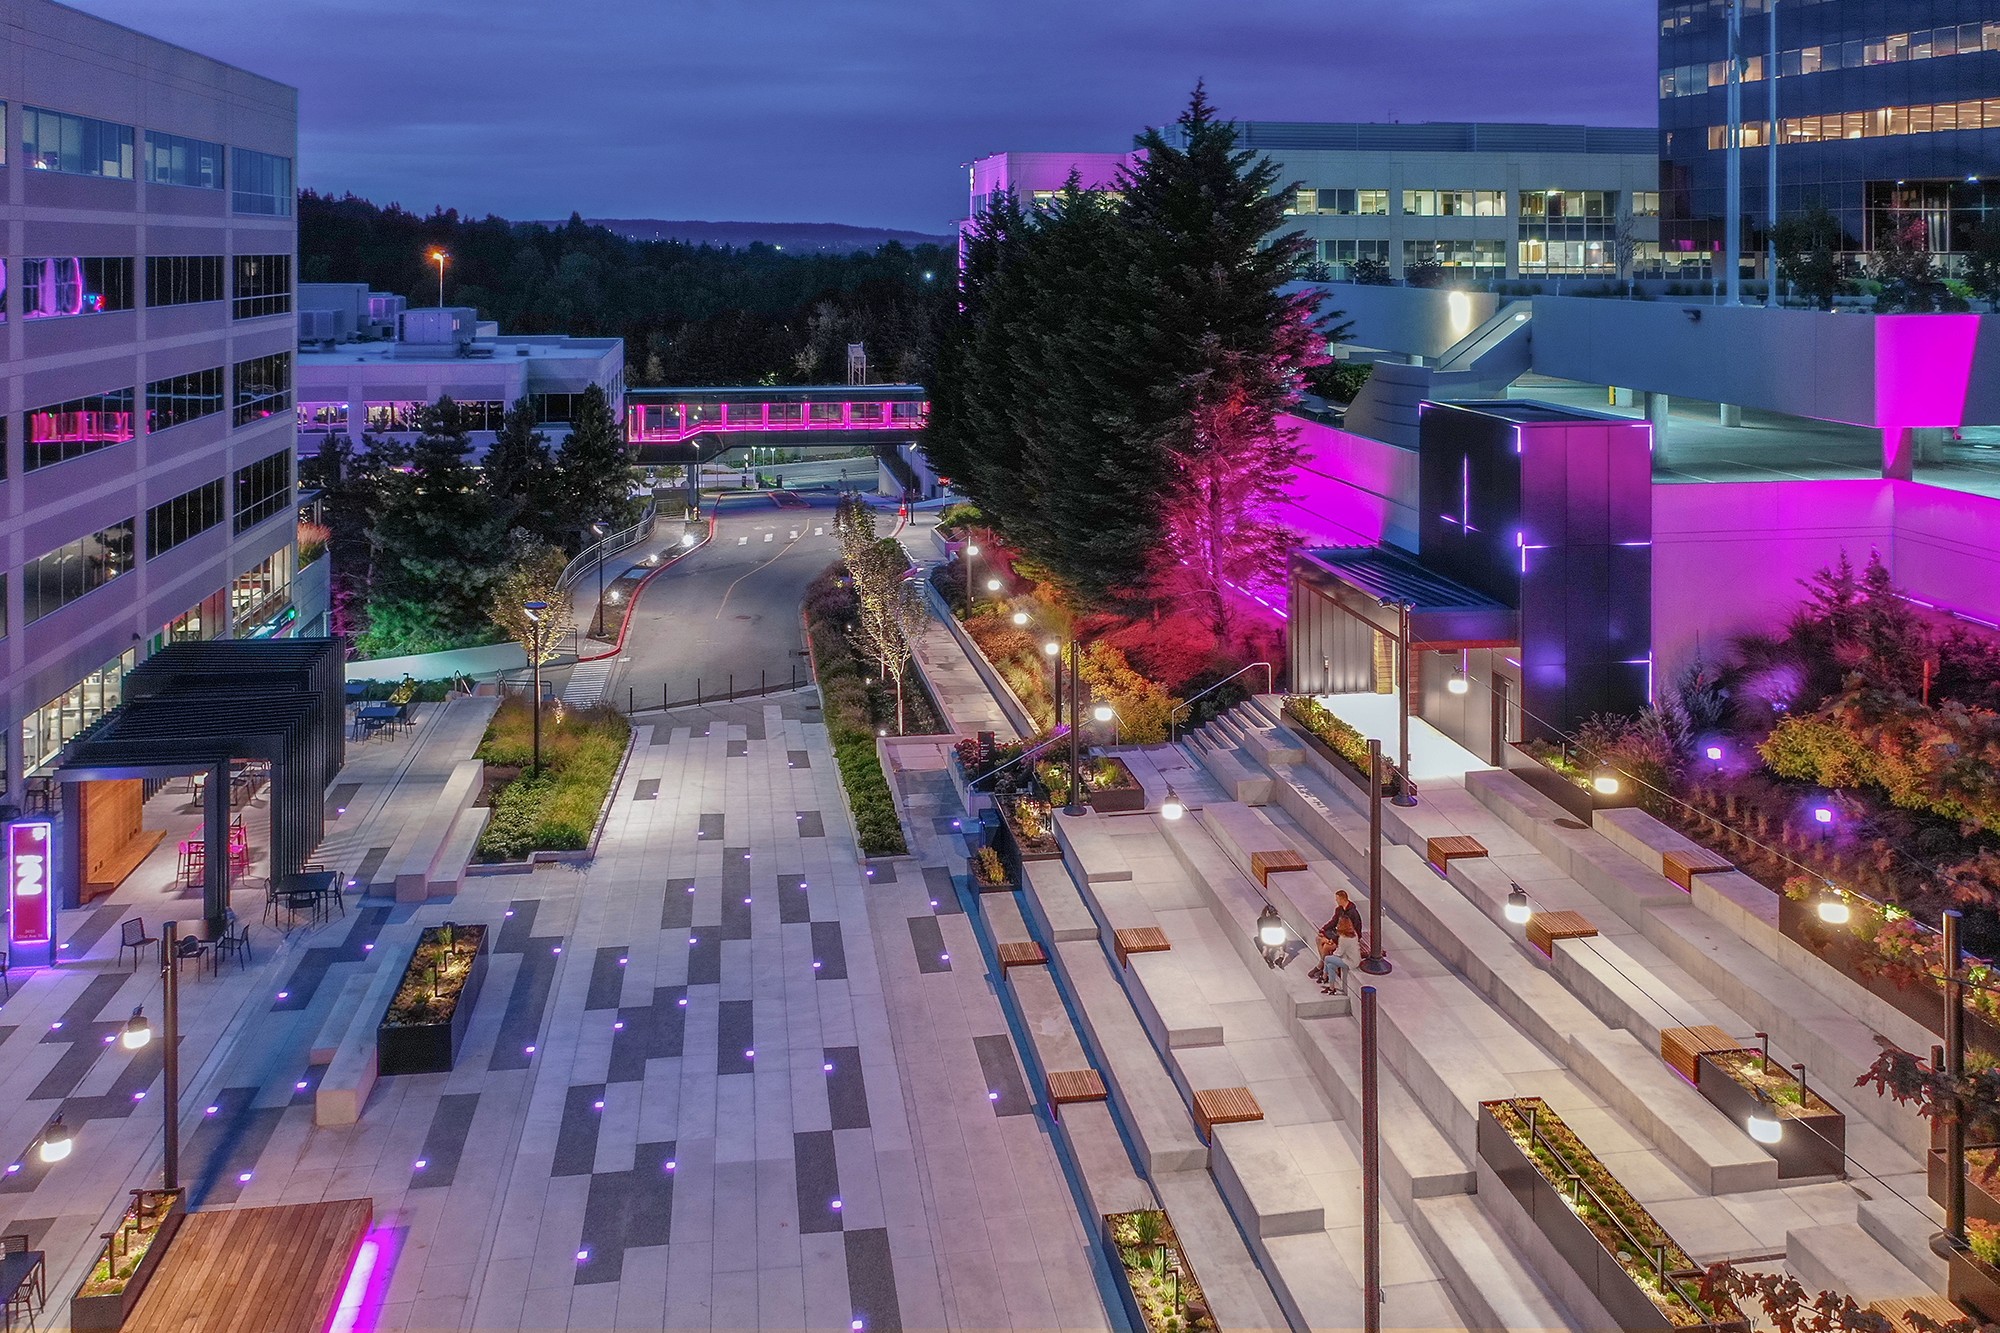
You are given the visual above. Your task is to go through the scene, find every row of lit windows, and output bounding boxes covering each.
[21,451,289,626]
[20,353,291,472]
[1286,189,1655,220]
[1705,97,2000,150]
[1660,0,1803,34]
[1,102,292,213]
[0,254,290,324]
[1662,21,2000,97]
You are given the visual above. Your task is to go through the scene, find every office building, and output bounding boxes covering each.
[965,122,1663,282]
[295,286,624,457]
[1,0,309,807]
[1660,0,2000,270]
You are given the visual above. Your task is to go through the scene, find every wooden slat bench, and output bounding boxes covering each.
[1113,926,1170,968]
[1192,1086,1264,1142]
[1868,1295,1972,1333]
[997,941,1047,971]
[1249,849,1308,888]
[1425,835,1488,873]
[1047,1069,1108,1117]
[1525,909,1598,958]
[1660,1024,1742,1085]
[126,1198,373,1333]
[1662,847,1733,891]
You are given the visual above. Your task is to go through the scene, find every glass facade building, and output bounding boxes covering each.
[1660,0,2000,270]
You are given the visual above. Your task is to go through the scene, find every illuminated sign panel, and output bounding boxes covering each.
[7,821,55,948]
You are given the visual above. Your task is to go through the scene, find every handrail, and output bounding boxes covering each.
[1169,662,1274,742]
[1518,1104,1710,1318]
[554,499,658,596]
[964,728,1070,792]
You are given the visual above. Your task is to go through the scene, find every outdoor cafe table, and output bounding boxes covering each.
[283,869,342,929]
[0,1247,46,1329]
[354,703,404,739]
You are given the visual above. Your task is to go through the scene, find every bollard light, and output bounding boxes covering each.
[1257,904,1287,950]
[122,1007,154,1051]
[37,1118,73,1164]
[1504,884,1532,926]
[1160,787,1186,821]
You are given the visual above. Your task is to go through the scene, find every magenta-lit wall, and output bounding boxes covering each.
[968,151,1134,205]
[1651,479,2000,677]
[1280,412,1419,552]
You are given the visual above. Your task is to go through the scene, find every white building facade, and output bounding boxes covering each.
[0,0,307,805]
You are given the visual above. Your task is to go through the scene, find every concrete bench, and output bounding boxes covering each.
[1127,951,1224,1048]
[1192,1085,1265,1141]
[1113,925,1170,967]
[1407,1194,1577,1333]
[1052,937,1208,1173]
[1425,834,1488,872]
[1021,859,1100,942]
[1249,848,1308,888]
[1788,1224,1938,1308]
[315,935,411,1127]
[996,940,1047,971]
[1659,1024,1740,1084]
[1553,939,1730,1055]
[390,758,483,901]
[1207,1119,1324,1238]
[1046,1068,1107,1115]
[1190,736,1273,805]
[309,972,371,1064]
[1565,1026,1779,1194]
[1525,908,1597,957]
[1055,813,1134,884]
[1292,1014,1475,1203]
[1464,768,1691,928]
[426,805,489,898]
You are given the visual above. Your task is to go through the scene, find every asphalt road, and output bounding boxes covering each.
[610,495,847,710]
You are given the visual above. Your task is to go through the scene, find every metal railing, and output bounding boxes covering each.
[554,500,659,597]
[1168,662,1274,742]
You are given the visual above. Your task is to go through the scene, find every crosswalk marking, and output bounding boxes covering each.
[814,526,824,536]
[763,532,773,542]
[738,536,748,545]
[788,530,798,539]
[563,660,613,708]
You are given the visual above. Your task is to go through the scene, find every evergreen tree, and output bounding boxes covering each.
[363,397,509,654]
[1116,86,1328,635]
[1964,216,2000,310]
[1870,217,1944,312]
[1774,205,1849,310]
[483,396,560,544]
[552,384,632,542]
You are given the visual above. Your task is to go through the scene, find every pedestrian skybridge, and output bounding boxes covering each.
[625,385,928,464]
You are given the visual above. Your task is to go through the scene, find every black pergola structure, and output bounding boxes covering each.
[53,639,345,937]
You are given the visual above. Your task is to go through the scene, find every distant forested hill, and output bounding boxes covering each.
[300,193,951,386]
[562,219,953,253]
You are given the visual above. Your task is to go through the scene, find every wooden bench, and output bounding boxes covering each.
[126,1199,373,1333]
[1662,846,1733,891]
[1525,909,1598,957]
[1192,1086,1264,1142]
[1425,834,1488,873]
[1249,849,1308,888]
[1659,1024,1742,1085]
[1867,1296,1972,1333]
[1113,926,1170,968]
[997,941,1047,971]
[1046,1069,1108,1118]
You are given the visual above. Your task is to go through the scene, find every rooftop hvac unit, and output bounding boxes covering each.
[400,306,478,346]
[298,309,337,341]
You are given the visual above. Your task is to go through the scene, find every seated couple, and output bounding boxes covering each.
[1308,890,1365,994]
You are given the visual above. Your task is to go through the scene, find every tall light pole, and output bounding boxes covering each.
[1065,644,1085,817]
[1724,0,1744,305]
[1766,0,1780,306]
[1361,984,1383,1333]
[95,929,181,1190]
[1043,639,1063,728]
[965,540,979,609]
[429,249,449,308]
[523,601,548,776]
[590,521,608,639]
[1361,740,1393,975]
[1379,597,1416,805]
[1946,908,1968,1246]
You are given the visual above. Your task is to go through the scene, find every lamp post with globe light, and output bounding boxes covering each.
[523,601,549,775]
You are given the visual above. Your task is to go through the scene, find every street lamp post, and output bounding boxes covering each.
[1361,740,1393,975]
[590,521,608,639]
[1376,598,1417,806]
[1043,639,1063,725]
[1946,908,1968,1246]
[965,540,979,609]
[1361,984,1384,1333]
[523,601,548,776]
[160,924,182,1191]
[428,249,449,308]
[1065,645,1085,817]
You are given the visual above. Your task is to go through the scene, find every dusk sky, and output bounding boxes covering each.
[81,0,1655,235]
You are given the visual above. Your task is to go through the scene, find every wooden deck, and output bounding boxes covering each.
[124,1198,372,1333]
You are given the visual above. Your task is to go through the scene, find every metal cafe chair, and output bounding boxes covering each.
[118,919,157,971]
[213,914,254,974]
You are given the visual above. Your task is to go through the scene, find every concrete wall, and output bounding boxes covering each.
[1293,283,1499,362]
[1282,412,1420,551]
[1650,479,2000,679]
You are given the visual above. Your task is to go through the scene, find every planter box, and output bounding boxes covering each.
[1477,1103,1745,1333]
[378,925,490,1076]
[1929,1148,2000,1225]
[1101,1213,1216,1333]
[967,851,1018,895]
[1085,758,1147,815]
[1778,896,2000,1058]
[1694,1053,1846,1179]
[70,1190,185,1331]
[1950,1245,2000,1325]
[1503,743,1637,823]
[1292,724,1405,800]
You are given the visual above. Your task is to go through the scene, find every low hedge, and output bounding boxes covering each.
[805,565,910,857]
[475,697,629,860]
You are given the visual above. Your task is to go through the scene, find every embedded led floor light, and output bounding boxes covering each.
[122,1006,154,1050]
[1504,884,1532,926]
[38,1117,73,1164]
[1160,788,1186,821]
